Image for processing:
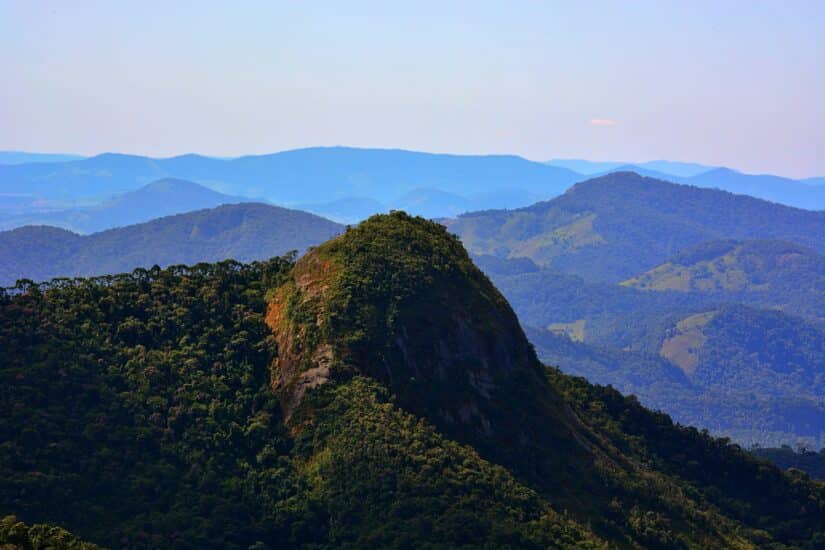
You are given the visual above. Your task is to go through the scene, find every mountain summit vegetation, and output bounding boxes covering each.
[2,212,825,548]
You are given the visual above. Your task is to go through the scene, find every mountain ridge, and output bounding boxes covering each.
[3,148,821,224]
[448,172,825,282]
[0,202,342,285]
[0,151,86,165]
[0,146,582,205]
[546,158,717,177]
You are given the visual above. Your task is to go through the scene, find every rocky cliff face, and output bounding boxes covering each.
[266,251,340,423]
[265,213,581,462]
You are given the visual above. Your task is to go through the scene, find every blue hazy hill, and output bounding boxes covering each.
[0,178,245,234]
[683,167,825,209]
[0,151,85,165]
[545,159,627,174]
[547,158,716,177]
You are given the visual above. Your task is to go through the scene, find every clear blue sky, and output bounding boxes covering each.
[1,1,823,177]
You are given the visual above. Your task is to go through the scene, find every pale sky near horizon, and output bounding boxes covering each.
[1,1,823,177]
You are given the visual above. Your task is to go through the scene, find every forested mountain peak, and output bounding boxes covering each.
[266,212,580,455]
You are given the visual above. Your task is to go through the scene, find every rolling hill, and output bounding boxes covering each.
[0,203,342,286]
[2,212,824,547]
[656,305,825,445]
[447,172,825,282]
[0,178,245,233]
[623,239,825,320]
[663,305,825,394]
[624,239,824,292]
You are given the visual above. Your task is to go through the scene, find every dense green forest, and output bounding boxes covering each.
[0,515,100,549]
[3,212,825,548]
[0,202,342,286]
[0,258,297,547]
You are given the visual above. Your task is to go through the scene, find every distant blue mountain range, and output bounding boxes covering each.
[0,147,580,202]
[0,147,582,223]
[0,148,821,228]
[0,151,86,165]
[546,159,717,177]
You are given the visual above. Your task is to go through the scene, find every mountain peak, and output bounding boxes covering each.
[564,170,650,194]
[700,166,741,177]
[93,178,240,218]
[163,153,213,162]
[87,152,154,162]
[136,177,217,193]
[266,211,578,454]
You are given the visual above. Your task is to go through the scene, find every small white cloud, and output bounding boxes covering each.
[589,118,617,127]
